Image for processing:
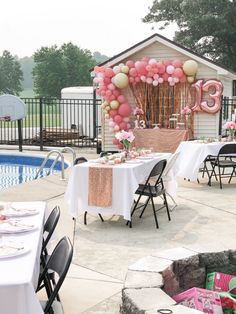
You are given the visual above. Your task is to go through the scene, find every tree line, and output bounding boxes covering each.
[0,43,108,97]
[1,0,236,98]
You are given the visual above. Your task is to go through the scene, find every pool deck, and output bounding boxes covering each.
[0,146,236,313]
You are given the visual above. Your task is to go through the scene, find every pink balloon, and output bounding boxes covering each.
[109,109,118,118]
[148,58,157,65]
[114,115,123,124]
[163,59,172,66]
[112,138,120,145]
[142,56,149,63]
[146,65,152,71]
[109,120,115,127]
[113,125,120,132]
[105,90,112,96]
[135,77,141,83]
[153,80,159,86]
[126,60,135,68]
[113,66,120,74]
[105,68,114,78]
[173,68,184,78]
[108,83,115,90]
[119,121,128,131]
[200,80,223,113]
[104,77,111,85]
[162,73,169,82]
[112,89,120,97]
[146,77,153,84]
[156,62,165,74]
[100,90,106,96]
[172,59,183,68]
[123,117,130,122]
[117,95,126,103]
[118,103,132,117]
[158,77,164,84]
[140,76,146,82]
[179,74,187,83]
[109,95,116,101]
[166,65,175,74]
[153,74,159,80]
[129,77,135,84]
[129,68,138,77]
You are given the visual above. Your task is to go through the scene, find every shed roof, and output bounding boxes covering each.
[98,33,236,79]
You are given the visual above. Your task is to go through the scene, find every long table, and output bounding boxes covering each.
[65,154,176,221]
[0,201,47,314]
[176,141,236,181]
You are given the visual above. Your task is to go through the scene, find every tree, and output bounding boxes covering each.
[0,50,23,95]
[33,43,96,97]
[93,51,109,63]
[143,0,236,71]
[19,56,34,89]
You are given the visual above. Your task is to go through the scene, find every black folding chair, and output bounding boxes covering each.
[37,206,60,298]
[73,156,104,225]
[127,159,171,228]
[38,236,73,314]
[208,143,236,189]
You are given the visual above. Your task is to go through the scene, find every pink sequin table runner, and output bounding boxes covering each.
[88,165,113,207]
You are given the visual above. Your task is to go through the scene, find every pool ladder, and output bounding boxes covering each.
[35,147,76,180]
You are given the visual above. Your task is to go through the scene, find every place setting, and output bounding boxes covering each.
[0,203,39,218]
[0,240,30,259]
[0,218,36,234]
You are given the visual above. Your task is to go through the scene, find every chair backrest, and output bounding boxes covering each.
[74,156,88,165]
[42,206,60,252]
[218,143,236,156]
[39,236,73,314]
[162,151,180,178]
[146,159,167,187]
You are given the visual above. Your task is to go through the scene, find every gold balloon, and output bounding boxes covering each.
[183,60,198,76]
[187,76,195,83]
[113,73,129,89]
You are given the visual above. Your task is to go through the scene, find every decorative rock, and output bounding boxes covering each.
[199,251,230,267]
[173,255,200,276]
[122,288,175,314]
[179,267,206,291]
[124,270,163,289]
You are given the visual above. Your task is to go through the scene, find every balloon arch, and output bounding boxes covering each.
[93,57,223,147]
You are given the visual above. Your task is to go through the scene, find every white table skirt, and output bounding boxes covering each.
[65,154,177,221]
[0,201,47,314]
[176,141,235,181]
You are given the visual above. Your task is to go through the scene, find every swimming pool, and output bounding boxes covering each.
[0,153,70,190]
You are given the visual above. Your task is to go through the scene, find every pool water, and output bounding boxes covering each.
[0,154,69,190]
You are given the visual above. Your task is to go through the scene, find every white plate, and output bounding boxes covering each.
[1,207,39,217]
[0,241,30,259]
[88,159,102,163]
[0,220,37,233]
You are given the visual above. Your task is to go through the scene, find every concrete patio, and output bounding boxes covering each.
[0,147,235,313]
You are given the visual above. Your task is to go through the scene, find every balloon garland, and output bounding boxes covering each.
[93,57,200,147]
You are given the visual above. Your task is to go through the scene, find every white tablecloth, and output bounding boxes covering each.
[65,154,176,221]
[176,141,235,181]
[0,201,47,314]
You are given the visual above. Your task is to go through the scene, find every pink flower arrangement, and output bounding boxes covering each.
[223,121,236,134]
[133,107,144,116]
[115,130,135,150]
[181,105,192,115]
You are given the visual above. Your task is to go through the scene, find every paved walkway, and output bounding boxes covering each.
[0,147,235,313]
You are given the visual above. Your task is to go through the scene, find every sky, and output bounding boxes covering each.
[0,0,177,58]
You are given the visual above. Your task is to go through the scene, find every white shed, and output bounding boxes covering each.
[96,33,236,151]
[61,86,101,138]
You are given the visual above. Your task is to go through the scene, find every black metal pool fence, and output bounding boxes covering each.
[0,96,234,150]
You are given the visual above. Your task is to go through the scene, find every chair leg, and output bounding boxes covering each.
[98,214,104,222]
[218,166,222,189]
[139,197,150,218]
[84,211,87,225]
[163,193,171,221]
[228,167,236,183]
[150,196,159,229]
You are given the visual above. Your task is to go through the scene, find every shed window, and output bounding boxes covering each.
[233,80,236,96]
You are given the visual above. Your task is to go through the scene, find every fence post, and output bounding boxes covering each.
[219,96,223,135]
[93,88,97,140]
[39,97,43,151]
[17,119,23,152]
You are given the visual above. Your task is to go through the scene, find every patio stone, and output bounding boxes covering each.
[121,288,175,314]
[124,270,163,289]
[129,256,172,273]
